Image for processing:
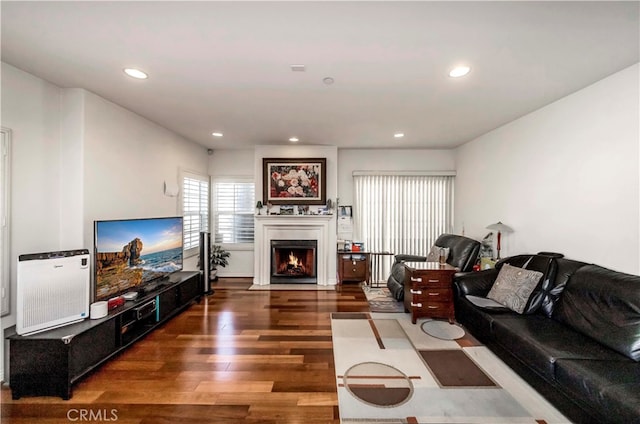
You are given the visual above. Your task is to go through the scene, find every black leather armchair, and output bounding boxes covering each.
[387,233,481,301]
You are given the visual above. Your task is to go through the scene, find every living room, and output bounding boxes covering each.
[0,1,638,422]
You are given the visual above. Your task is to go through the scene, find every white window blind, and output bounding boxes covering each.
[354,174,454,279]
[182,172,209,252]
[213,180,255,244]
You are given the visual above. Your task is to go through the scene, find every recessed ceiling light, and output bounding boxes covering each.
[449,66,471,78]
[212,132,223,137]
[123,68,148,79]
[323,77,335,85]
[289,137,299,142]
[394,133,405,138]
[290,64,306,72]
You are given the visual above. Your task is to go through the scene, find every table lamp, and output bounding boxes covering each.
[486,221,513,260]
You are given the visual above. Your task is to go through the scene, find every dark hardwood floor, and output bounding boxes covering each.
[1,279,369,423]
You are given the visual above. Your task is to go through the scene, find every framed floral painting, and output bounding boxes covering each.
[263,158,326,205]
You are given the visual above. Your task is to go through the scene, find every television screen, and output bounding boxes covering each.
[94,216,183,301]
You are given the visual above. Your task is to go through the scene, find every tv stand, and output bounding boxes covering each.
[7,271,201,400]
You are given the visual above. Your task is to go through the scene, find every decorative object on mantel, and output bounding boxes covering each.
[326,198,333,213]
[263,157,326,205]
[255,201,263,215]
[279,205,294,215]
[485,221,513,260]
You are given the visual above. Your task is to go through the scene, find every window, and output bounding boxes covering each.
[1,128,10,316]
[182,171,209,254]
[213,179,255,244]
[353,172,455,279]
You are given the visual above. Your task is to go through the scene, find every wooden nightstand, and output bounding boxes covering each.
[402,262,458,324]
[337,252,370,285]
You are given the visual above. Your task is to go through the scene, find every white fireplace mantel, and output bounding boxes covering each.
[254,215,336,286]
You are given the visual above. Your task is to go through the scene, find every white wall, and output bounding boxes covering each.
[337,149,456,207]
[209,148,255,177]
[455,64,640,274]
[211,147,457,276]
[59,89,86,249]
[1,63,63,333]
[208,149,255,277]
[0,62,208,379]
[209,147,343,278]
[81,90,208,271]
[1,63,63,382]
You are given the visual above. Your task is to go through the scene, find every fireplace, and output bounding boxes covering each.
[254,215,335,286]
[271,239,317,284]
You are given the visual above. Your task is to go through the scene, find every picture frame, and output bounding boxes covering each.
[263,158,327,205]
[279,205,295,215]
[339,205,352,217]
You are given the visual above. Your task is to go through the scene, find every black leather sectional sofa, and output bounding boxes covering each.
[453,253,640,424]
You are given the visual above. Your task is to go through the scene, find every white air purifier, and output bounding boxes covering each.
[17,249,90,335]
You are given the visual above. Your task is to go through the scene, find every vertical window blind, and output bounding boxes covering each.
[213,180,255,244]
[354,173,454,280]
[182,173,209,252]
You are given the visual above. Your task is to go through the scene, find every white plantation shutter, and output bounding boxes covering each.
[213,180,255,244]
[182,172,209,252]
[354,173,455,279]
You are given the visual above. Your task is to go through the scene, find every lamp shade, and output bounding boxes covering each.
[486,221,513,233]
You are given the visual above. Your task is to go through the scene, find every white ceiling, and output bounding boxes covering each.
[1,1,638,150]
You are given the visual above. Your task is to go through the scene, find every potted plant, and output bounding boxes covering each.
[209,244,230,281]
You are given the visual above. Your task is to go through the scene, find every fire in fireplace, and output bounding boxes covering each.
[271,239,317,284]
[278,251,308,275]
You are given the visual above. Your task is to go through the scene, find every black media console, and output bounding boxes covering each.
[7,270,201,400]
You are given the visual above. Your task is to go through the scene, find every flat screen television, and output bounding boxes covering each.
[94,216,183,301]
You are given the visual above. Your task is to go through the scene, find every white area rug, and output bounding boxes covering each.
[420,319,466,340]
[331,312,571,424]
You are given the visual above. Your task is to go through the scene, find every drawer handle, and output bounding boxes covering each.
[352,269,357,272]
[427,292,440,296]
[427,306,439,309]
[411,277,422,283]
[428,279,440,283]
[410,289,422,295]
[410,302,422,308]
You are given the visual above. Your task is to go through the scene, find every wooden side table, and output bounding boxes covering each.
[402,262,458,324]
[337,252,370,285]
